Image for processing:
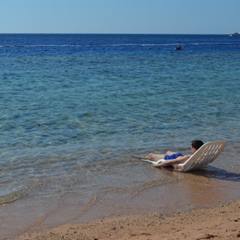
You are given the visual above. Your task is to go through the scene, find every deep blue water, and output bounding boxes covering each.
[0,34,240,238]
[1,34,240,56]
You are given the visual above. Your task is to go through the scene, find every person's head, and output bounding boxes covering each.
[191,140,204,153]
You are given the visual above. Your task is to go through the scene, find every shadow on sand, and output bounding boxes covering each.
[158,165,240,183]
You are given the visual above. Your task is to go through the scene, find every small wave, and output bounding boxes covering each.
[0,191,21,204]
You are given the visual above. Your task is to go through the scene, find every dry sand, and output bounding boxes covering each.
[17,199,240,240]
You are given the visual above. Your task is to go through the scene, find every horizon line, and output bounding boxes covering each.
[0,32,230,35]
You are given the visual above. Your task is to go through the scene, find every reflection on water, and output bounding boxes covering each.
[175,171,222,207]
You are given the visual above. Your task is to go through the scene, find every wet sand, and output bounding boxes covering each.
[17,199,240,240]
[2,151,240,239]
[2,160,240,240]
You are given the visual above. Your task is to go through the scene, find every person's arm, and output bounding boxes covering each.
[155,155,191,168]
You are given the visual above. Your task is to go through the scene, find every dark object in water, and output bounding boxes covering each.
[175,46,183,51]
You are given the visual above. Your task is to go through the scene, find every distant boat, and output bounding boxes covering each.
[230,32,240,37]
[175,46,183,51]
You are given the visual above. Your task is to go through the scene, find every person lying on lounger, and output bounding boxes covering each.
[139,140,204,168]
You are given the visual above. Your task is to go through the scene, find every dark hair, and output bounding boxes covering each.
[191,140,204,150]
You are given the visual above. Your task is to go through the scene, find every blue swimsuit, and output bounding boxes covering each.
[164,152,183,160]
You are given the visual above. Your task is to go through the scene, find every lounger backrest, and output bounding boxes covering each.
[179,141,226,172]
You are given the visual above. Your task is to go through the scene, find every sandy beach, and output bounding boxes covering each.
[17,199,240,240]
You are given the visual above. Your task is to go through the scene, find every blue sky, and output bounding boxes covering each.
[0,0,239,34]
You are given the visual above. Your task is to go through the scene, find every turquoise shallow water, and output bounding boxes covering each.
[0,34,240,238]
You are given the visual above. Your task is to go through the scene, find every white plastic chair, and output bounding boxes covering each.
[177,141,226,172]
[139,141,226,172]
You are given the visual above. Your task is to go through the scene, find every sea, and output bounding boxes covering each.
[0,34,240,239]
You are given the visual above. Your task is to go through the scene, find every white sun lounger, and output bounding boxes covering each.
[135,141,226,172]
[177,141,226,172]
